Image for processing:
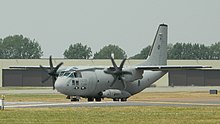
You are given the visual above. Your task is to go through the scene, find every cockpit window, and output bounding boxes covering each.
[69,73,74,78]
[63,72,70,77]
[74,72,82,78]
[59,72,65,77]
[59,71,81,78]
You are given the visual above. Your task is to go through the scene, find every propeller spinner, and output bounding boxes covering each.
[104,56,132,89]
[40,56,63,90]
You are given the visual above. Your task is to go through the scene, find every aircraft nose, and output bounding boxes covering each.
[55,77,67,93]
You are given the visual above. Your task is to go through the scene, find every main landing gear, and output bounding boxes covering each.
[67,95,128,102]
[113,98,127,102]
[88,97,102,102]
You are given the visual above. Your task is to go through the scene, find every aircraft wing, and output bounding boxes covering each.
[74,67,104,72]
[9,66,48,69]
[136,65,211,71]
[9,66,105,71]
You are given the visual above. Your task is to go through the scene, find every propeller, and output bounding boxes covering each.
[40,56,63,90]
[104,56,132,89]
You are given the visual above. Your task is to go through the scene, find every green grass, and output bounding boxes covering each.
[0,106,220,124]
[1,91,220,123]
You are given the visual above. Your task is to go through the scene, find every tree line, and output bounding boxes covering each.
[1,34,220,60]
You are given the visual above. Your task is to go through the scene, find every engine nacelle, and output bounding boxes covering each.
[123,67,143,82]
[101,89,131,98]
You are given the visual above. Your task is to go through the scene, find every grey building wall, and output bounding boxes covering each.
[169,70,220,86]
[3,69,52,87]
[0,59,220,87]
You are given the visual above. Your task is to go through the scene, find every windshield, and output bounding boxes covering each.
[58,71,81,78]
[63,72,70,77]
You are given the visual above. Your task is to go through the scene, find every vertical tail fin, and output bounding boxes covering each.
[140,24,168,66]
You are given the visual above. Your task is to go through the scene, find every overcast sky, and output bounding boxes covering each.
[0,0,220,58]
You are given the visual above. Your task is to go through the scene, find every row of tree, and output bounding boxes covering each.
[1,35,220,60]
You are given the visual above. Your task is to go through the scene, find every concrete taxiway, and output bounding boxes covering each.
[1,86,220,108]
[4,99,220,108]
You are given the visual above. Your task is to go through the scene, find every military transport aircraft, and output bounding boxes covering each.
[39,24,210,102]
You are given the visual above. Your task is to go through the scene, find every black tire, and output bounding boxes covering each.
[88,97,94,102]
[95,98,102,102]
[121,98,127,102]
[71,98,79,102]
[113,98,119,101]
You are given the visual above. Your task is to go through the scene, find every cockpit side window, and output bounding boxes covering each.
[74,72,82,78]
[69,73,74,78]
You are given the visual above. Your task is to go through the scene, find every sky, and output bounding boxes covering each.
[0,0,220,58]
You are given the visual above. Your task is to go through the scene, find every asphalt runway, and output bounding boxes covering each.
[2,86,220,108]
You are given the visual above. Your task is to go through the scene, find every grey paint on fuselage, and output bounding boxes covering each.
[55,69,166,97]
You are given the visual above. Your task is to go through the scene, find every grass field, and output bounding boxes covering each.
[1,106,220,124]
[1,91,220,123]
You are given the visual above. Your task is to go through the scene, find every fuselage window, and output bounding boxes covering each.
[76,80,79,85]
[72,80,75,85]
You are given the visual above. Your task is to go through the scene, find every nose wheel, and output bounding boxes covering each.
[68,96,80,102]
[71,98,79,102]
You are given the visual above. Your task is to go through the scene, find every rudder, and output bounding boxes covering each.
[140,24,168,66]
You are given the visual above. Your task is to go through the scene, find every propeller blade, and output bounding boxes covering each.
[42,75,51,83]
[110,75,118,87]
[110,56,118,70]
[54,62,63,71]
[49,56,53,70]
[119,58,126,69]
[119,76,127,89]
[40,65,49,73]
[52,76,56,90]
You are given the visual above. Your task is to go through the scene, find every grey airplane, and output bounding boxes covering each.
[40,24,210,102]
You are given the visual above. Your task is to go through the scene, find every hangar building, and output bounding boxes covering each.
[0,59,220,87]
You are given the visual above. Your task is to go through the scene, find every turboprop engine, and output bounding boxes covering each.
[122,67,143,82]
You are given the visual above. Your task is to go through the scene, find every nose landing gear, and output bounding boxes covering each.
[67,96,80,102]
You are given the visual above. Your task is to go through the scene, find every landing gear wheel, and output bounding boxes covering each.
[113,98,119,101]
[71,98,79,102]
[95,98,102,102]
[88,97,94,102]
[66,95,70,99]
[121,98,127,102]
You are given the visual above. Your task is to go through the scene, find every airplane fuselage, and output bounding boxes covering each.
[55,69,166,99]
